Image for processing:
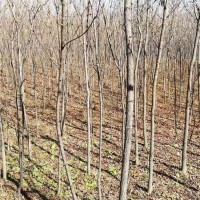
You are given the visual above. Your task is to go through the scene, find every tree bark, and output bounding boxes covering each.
[143,0,150,149]
[182,14,200,174]
[83,0,92,175]
[119,0,134,199]
[56,1,77,199]
[0,110,7,180]
[148,1,167,194]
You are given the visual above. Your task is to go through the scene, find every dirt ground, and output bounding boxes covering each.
[0,68,199,200]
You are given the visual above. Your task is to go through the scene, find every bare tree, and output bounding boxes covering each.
[83,0,92,175]
[148,0,167,194]
[119,0,134,199]
[143,0,150,149]
[56,0,77,199]
[198,39,200,113]
[182,6,200,174]
[0,109,7,180]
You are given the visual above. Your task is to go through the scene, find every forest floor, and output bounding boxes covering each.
[0,68,200,200]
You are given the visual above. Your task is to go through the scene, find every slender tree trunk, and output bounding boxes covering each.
[0,110,7,180]
[134,0,142,165]
[120,70,126,151]
[148,1,167,194]
[173,60,178,137]
[143,0,149,149]
[134,26,142,165]
[18,29,25,198]
[167,50,171,99]
[198,39,200,113]
[97,73,103,200]
[32,58,38,135]
[119,0,134,199]
[182,15,200,174]
[56,1,77,199]
[179,48,183,109]
[83,0,91,175]
[93,2,103,198]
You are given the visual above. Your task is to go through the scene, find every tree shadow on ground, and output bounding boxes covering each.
[136,183,148,192]
[7,174,49,200]
[138,165,199,193]
[154,169,199,192]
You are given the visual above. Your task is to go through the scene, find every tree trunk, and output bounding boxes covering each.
[148,1,167,194]
[198,39,200,113]
[182,15,200,174]
[83,0,91,175]
[56,1,77,199]
[0,110,7,180]
[119,0,134,199]
[143,0,150,149]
